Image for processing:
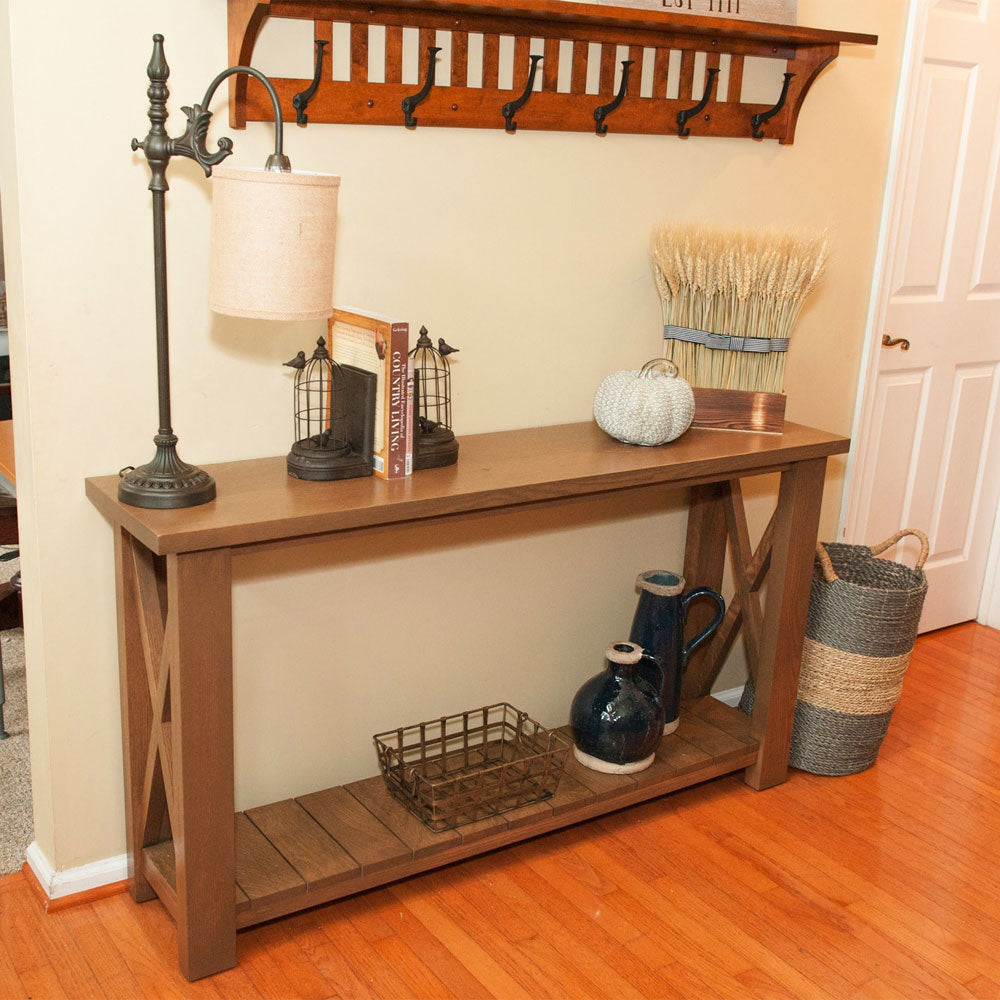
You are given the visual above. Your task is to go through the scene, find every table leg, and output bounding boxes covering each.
[745,457,827,790]
[168,548,236,980]
[681,481,729,700]
[114,529,158,902]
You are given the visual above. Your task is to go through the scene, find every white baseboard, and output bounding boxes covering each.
[22,688,748,901]
[712,684,746,708]
[25,841,128,901]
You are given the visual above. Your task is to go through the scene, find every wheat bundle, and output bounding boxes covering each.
[651,223,828,394]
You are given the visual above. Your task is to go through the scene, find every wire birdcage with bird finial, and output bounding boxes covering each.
[410,325,460,469]
[284,337,376,480]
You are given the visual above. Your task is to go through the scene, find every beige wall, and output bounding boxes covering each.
[0,0,906,870]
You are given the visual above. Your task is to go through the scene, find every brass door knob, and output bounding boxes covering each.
[882,334,910,351]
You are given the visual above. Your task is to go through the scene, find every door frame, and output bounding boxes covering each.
[839,0,1000,630]
[979,506,1000,627]
[840,0,922,546]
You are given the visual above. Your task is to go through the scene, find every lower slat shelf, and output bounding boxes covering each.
[143,697,756,930]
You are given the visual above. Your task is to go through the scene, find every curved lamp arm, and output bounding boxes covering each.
[132,34,290,191]
[194,64,290,172]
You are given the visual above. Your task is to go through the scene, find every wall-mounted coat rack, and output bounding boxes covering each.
[227,0,877,143]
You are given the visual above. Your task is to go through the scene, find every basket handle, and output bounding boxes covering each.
[869,528,929,568]
[815,543,838,583]
[816,528,929,583]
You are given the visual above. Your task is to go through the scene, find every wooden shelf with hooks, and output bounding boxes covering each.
[227,0,876,142]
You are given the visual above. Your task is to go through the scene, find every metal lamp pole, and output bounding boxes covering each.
[118,35,290,509]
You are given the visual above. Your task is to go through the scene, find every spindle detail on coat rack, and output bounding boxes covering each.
[227,0,877,144]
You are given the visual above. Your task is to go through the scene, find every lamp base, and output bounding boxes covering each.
[118,434,216,509]
[414,426,459,470]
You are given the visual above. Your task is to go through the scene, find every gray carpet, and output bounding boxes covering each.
[0,544,30,877]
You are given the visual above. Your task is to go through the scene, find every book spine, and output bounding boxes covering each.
[405,355,414,476]
[384,322,410,479]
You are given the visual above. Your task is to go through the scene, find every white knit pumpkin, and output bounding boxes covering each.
[594,359,695,446]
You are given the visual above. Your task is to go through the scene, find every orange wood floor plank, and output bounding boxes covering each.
[361,889,497,1000]
[836,755,1000,873]
[314,902,418,1000]
[461,853,650,1000]
[966,975,1000,1000]
[276,908,381,1000]
[56,900,152,1000]
[125,898,251,1000]
[1,882,106,999]
[491,852,672,1000]
[237,921,338,1000]
[896,680,1000,740]
[337,892,401,944]
[387,881,533,1000]
[711,790,984,1000]
[706,825,971,1000]
[0,881,50,974]
[735,967,801,1000]
[18,963,69,1000]
[829,763,1000,882]
[92,895,190,1000]
[233,926,314,1000]
[574,828,831,999]
[573,823,842,1000]
[908,649,1000,695]
[343,890,456,1000]
[513,839,648,947]
[888,709,1000,776]
[419,866,609,1000]
[371,933,458,1000]
[655,960,718,1000]
[647,852,863,997]
[789,771,1000,922]
[653,823,872,989]
[3,622,998,999]
[0,935,27,1000]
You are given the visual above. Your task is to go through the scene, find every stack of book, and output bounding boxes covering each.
[328,308,414,480]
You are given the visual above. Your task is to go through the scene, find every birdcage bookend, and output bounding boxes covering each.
[410,325,459,470]
[284,337,377,481]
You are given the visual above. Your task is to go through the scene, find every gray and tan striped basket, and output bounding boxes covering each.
[740,528,928,776]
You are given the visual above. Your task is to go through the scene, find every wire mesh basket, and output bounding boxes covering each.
[374,703,570,831]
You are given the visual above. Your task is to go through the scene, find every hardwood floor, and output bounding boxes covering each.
[1,622,997,999]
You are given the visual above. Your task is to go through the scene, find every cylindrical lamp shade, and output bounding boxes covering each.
[209,167,340,321]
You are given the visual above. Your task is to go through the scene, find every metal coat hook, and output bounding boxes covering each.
[402,46,442,128]
[676,66,720,137]
[292,39,329,126]
[751,72,795,139]
[594,59,635,136]
[502,54,544,133]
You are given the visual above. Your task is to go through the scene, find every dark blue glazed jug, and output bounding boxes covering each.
[629,570,725,735]
[570,642,665,774]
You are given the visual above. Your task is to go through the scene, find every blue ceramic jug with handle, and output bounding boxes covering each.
[629,570,726,736]
[570,641,666,774]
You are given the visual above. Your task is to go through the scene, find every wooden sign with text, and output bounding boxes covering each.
[587,0,797,25]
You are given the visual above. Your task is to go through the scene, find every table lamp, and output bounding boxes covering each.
[118,35,340,509]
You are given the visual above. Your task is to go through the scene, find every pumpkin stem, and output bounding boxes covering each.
[639,359,678,380]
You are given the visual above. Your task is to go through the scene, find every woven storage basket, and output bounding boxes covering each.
[740,528,928,776]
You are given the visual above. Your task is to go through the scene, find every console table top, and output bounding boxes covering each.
[86,420,849,555]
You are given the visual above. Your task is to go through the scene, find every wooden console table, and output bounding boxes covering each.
[86,420,848,981]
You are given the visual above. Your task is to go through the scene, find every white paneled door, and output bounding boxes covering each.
[846,0,1000,632]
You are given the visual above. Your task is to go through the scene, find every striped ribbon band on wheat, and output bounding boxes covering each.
[664,325,790,354]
